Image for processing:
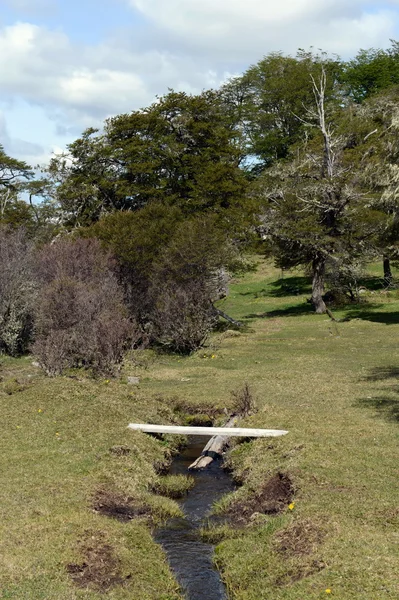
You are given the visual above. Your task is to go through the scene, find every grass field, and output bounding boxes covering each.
[1,260,398,599]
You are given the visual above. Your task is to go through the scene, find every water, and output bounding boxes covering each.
[154,436,235,600]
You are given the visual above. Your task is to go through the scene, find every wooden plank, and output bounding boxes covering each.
[127,424,288,437]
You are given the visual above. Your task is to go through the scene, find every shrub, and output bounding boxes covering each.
[325,258,366,303]
[33,238,136,376]
[149,280,217,354]
[147,216,237,352]
[83,204,183,320]
[231,382,257,416]
[0,227,37,355]
[84,209,245,354]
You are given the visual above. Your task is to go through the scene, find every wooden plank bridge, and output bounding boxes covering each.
[127,424,289,437]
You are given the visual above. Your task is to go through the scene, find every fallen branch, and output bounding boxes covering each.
[214,307,243,327]
[188,415,237,470]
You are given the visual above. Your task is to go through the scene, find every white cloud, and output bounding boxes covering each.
[0,22,223,131]
[0,2,399,165]
[0,109,45,166]
[129,0,397,59]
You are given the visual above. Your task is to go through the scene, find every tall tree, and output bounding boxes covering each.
[256,65,385,313]
[48,90,249,230]
[221,51,343,174]
[358,85,399,282]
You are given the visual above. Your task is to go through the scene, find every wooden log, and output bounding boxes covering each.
[127,423,289,438]
[188,416,237,470]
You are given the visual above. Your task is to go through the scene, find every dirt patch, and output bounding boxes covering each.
[67,531,130,592]
[275,559,326,587]
[92,488,151,522]
[274,519,325,557]
[227,472,294,525]
[109,445,131,456]
[153,456,173,475]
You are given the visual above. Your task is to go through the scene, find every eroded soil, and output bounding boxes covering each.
[227,472,294,525]
[66,530,130,592]
[92,487,151,522]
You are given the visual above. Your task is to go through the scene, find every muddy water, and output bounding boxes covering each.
[154,436,235,600]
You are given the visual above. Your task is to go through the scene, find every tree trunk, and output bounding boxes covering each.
[311,256,327,314]
[383,256,393,287]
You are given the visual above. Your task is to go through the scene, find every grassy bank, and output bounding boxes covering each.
[1,260,398,598]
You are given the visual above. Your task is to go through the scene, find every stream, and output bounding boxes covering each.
[154,436,235,600]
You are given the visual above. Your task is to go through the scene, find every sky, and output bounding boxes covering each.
[1,0,399,168]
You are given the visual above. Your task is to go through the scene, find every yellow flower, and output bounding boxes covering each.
[38,409,42,413]
[288,502,295,510]
[211,354,216,359]
[55,432,60,436]
[325,590,332,595]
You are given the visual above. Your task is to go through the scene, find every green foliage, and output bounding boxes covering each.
[86,203,183,275]
[0,145,36,233]
[84,208,243,353]
[342,41,399,102]
[222,50,343,172]
[251,58,390,312]
[48,90,250,229]
[0,145,33,189]
[0,198,35,230]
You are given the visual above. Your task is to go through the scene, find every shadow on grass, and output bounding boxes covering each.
[239,276,312,298]
[357,393,399,422]
[358,276,385,291]
[364,366,399,381]
[269,276,312,297]
[356,366,399,422]
[343,306,399,325]
[243,302,313,320]
[242,300,399,323]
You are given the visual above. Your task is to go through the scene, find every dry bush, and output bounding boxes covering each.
[33,238,137,376]
[0,227,37,355]
[149,279,217,354]
[231,382,257,416]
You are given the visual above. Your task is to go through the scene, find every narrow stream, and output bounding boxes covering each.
[154,436,235,600]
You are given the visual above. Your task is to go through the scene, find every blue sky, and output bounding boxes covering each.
[1,0,399,167]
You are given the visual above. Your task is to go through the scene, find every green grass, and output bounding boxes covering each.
[1,260,399,599]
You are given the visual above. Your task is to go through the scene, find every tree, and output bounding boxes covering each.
[48,90,249,230]
[0,145,33,191]
[0,145,34,229]
[342,41,399,103]
[357,85,399,282]
[221,51,343,174]
[256,64,386,313]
